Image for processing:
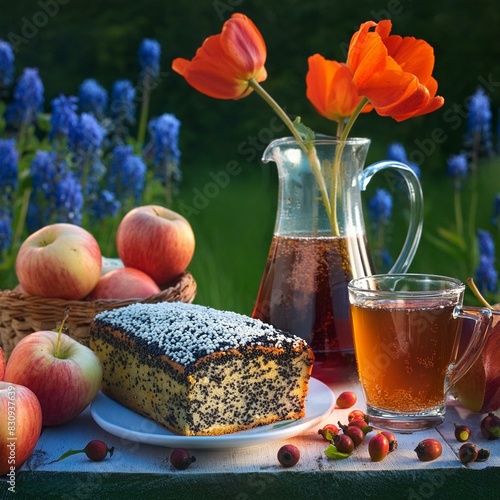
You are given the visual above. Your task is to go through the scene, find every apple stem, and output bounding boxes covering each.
[466,277,493,309]
[55,309,70,359]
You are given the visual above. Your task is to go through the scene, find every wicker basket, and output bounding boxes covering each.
[0,271,197,356]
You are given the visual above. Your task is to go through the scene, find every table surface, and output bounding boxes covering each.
[2,359,499,500]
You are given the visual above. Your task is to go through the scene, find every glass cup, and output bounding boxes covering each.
[347,274,492,432]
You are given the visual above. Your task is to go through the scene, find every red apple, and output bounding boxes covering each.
[454,308,500,413]
[88,267,161,300]
[116,205,195,285]
[4,330,103,426]
[16,223,102,300]
[0,346,5,381]
[0,381,42,476]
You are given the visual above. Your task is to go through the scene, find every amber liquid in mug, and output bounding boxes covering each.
[252,235,374,354]
[350,299,462,413]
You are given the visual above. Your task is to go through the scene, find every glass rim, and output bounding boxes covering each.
[270,135,371,148]
[348,273,465,296]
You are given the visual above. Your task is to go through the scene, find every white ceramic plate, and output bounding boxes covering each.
[90,378,334,450]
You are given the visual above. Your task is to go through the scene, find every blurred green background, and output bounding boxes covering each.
[1,0,500,313]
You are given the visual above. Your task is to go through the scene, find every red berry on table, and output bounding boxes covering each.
[368,433,389,462]
[277,444,300,467]
[318,423,340,442]
[414,439,442,462]
[170,448,196,470]
[84,440,114,461]
[453,424,472,442]
[336,391,357,409]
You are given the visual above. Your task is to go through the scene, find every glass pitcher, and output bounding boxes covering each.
[251,136,424,375]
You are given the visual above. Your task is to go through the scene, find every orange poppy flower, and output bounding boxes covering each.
[306,54,372,122]
[347,20,444,122]
[172,13,267,100]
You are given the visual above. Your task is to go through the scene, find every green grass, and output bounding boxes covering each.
[3,154,500,312]
[175,154,500,312]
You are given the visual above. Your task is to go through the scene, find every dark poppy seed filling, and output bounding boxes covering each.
[90,302,314,436]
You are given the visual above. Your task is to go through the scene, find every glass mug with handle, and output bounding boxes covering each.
[347,274,492,432]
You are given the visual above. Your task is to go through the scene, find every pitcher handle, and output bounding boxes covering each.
[360,161,424,273]
[447,306,493,391]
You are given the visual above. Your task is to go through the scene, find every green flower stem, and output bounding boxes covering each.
[13,187,31,247]
[248,78,333,228]
[137,74,151,148]
[329,97,370,236]
[454,185,465,246]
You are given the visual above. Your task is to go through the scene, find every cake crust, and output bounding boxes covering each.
[90,302,314,436]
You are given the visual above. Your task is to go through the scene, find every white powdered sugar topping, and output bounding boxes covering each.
[93,301,306,366]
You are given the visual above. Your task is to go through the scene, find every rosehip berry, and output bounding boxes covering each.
[368,433,390,462]
[336,391,357,409]
[341,419,372,435]
[414,439,442,462]
[348,409,368,423]
[170,448,196,470]
[318,424,340,442]
[458,442,478,464]
[84,440,115,462]
[380,431,398,452]
[55,440,114,463]
[480,413,500,440]
[343,425,365,448]
[277,444,300,467]
[454,424,471,442]
[333,434,355,455]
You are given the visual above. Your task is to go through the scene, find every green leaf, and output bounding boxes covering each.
[324,444,351,460]
[425,233,467,260]
[435,227,466,249]
[292,116,315,142]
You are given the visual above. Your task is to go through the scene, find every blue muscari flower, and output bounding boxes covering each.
[68,113,106,195]
[475,255,498,294]
[68,112,105,155]
[108,144,146,202]
[139,39,161,79]
[0,139,19,195]
[447,153,468,179]
[368,188,393,224]
[88,189,120,220]
[0,210,12,253]
[466,87,493,154]
[110,80,136,122]
[148,113,181,167]
[28,151,65,231]
[387,142,421,178]
[467,87,492,136]
[50,94,78,140]
[477,229,495,259]
[7,68,44,127]
[78,78,108,118]
[387,142,407,163]
[54,171,83,225]
[0,40,14,87]
[30,150,58,197]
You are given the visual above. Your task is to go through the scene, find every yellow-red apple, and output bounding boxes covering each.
[455,309,500,413]
[88,267,161,300]
[4,330,103,426]
[116,205,195,285]
[16,223,102,300]
[0,381,42,476]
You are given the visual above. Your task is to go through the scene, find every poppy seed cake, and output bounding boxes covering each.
[89,302,314,436]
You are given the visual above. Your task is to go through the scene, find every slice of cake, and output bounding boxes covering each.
[89,302,314,436]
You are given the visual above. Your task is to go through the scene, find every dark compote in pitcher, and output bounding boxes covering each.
[252,137,423,380]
